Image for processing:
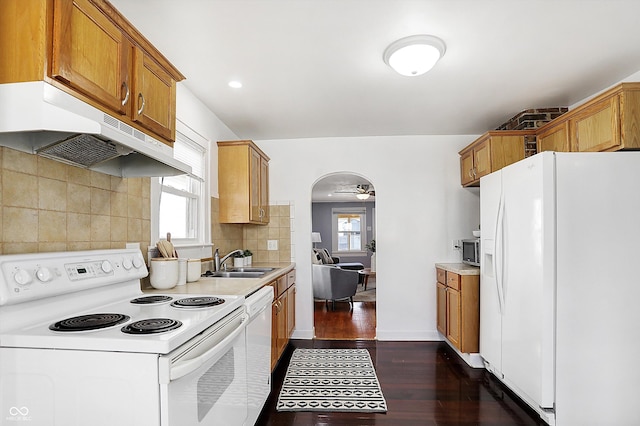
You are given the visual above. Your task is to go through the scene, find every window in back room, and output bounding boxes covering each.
[332,207,366,254]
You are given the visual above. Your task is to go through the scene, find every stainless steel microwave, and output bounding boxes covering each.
[461,239,480,267]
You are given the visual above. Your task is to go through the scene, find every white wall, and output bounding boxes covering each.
[257,135,480,340]
[176,83,238,197]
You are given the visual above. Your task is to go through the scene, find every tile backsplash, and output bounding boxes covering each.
[0,146,294,267]
[211,197,293,264]
[0,147,151,255]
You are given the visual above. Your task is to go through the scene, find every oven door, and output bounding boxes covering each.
[159,307,248,426]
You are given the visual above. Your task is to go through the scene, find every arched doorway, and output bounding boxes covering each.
[311,172,376,340]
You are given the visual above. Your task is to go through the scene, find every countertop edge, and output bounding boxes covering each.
[143,262,296,297]
[435,262,480,275]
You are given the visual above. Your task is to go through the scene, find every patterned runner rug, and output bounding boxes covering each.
[276,348,387,413]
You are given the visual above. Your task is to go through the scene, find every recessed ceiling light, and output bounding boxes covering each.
[228,81,243,88]
[383,35,446,77]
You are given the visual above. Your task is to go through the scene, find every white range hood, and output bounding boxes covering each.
[0,81,191,178]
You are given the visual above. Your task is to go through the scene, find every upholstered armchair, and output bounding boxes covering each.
[312,264,360,310]
[312,248,365,283]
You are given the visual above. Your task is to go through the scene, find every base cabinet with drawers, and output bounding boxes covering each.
[270,269,296,371]
[435,264,479,353]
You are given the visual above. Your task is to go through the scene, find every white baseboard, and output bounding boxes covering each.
[291,327,314,339]
[375,329,442,341]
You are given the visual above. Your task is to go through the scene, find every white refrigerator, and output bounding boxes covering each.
[480,151,640,426]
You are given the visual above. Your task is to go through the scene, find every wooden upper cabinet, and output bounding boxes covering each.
[250,148,262,223]
[537,120,570,153]
[472,137,492,179]
[218,140,270,225]
[260,155,270,223]
[0,0,184,145]
[459,131,534,187]
[132,46,176,141]
[459,149,476,186]
[571,95,620,152]
[52,0,131,115]
[535,83,640,153]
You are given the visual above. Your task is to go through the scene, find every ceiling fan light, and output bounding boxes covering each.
[356,193,370,200]
[383,35,446,77]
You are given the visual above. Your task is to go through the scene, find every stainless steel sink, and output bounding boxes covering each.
[228,267,275,273]
[208,271,266,278]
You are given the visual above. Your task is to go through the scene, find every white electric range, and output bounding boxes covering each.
[0,249,248,426]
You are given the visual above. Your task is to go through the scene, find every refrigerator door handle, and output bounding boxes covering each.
[494,193,506,314]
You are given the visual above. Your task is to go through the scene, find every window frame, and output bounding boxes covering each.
[331,207,367,256]
[150,119,211,247]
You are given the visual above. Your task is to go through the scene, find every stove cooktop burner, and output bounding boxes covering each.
[121,318,182,335]
[130,295,173,305]
[49,313,131,332]
[171,296,225,308]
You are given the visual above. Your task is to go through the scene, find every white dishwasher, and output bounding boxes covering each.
[244,286,274,426]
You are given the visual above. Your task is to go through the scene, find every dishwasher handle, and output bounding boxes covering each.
[169,313,248,381]
[245,287,274,318]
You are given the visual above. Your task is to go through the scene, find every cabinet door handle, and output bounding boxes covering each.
[121,81,130,106]
[137,93,146,115]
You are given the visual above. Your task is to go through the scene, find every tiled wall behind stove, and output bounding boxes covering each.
[0,147,151,255]
[211,198,293,264]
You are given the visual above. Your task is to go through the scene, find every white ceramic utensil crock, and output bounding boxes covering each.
[149,258,179,289]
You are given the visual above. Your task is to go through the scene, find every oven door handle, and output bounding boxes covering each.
[170,313,248,381]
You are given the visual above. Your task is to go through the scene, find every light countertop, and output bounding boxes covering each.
[435,263,480,275]
[143,262,295,297]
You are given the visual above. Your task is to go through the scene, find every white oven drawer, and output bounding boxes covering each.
[0,348,160,426]
[159,308,248,426]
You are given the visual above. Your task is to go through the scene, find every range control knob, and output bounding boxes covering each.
[36,267,53,282]
[132,257,144,269]
[14,269,32,286]
[122,258,133,270]
[101,260,113,274]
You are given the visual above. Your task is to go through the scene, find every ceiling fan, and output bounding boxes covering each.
[334,184,375,199]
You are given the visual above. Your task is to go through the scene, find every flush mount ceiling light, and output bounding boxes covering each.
[228,80,243,88]
[356,193,370,200]
[383,35,446,77]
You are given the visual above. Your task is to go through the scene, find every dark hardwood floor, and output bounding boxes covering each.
[256,340,545,426]
[256,290,544,426]
[313,300,376,340]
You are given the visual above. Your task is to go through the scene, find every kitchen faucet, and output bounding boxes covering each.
[215,249,244,271]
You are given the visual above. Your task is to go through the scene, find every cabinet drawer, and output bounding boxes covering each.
[287,270,296,285]
[276,275,288,296]
[446,272,461,290]
[436,268,446,284]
